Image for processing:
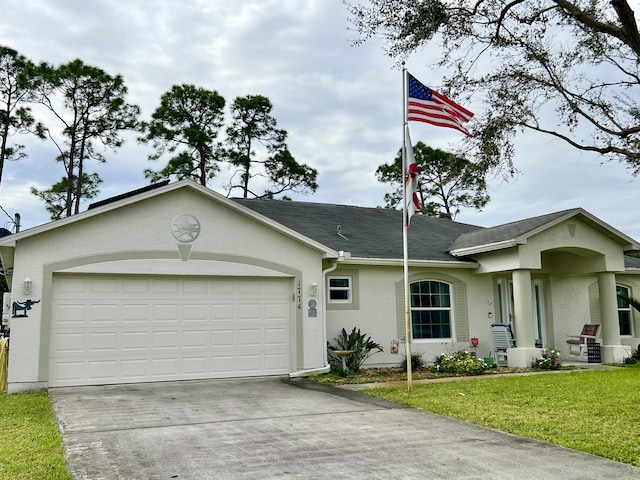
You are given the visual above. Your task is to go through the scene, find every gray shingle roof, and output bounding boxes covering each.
[625,256,640,269]
[232,199,481,262]
[448,208,582,252]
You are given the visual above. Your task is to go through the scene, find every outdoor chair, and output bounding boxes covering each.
[566,324,600,361]
[490,323,516,366]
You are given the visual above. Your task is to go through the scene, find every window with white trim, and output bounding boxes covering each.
[616,284,634,336]
[410,280,452,339]
[328,276,352,304]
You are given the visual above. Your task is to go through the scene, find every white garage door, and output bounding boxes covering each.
[49,274,292,387]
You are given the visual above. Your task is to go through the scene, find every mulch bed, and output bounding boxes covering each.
[311,365,540,385]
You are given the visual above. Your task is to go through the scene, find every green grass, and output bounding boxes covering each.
[0,390,70,480]
[365,368,640,467]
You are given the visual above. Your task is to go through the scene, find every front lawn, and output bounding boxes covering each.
[0,390,70,480]
[364,366,640,467]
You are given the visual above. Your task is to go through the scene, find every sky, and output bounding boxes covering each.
[1,0,640,241]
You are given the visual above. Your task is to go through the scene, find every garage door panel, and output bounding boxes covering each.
[183,304,208,322]
[53,362,85,384]
[55,304,87,325]
[52,332,85,354]
[181,356,208,376]
[153,304,179,321]
[88,332,117,352]
[122,278,152,294]
[87,360,118,381]
[182,330,208,348]
[151,358,180,378]
[238,329,261,346]
[121,332,149,351]
[89,304,119,324]
[50,275,292,386]
[183,279,208,294]
[265,303,288,319]
[122,304,151,322]
[120,359,148,380]
[152,331,179,350]
[210,355,235,373]
[211,329,235,347]
[265,353,288,371]
[153,279,180,295]
[91,278,119,294]
[211,305,235,321]
[265,328,288,346]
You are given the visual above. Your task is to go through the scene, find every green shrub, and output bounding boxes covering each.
[431,350,488,375]
[400,351,426,372]
[327,327,383,373]
[531,349,562,370]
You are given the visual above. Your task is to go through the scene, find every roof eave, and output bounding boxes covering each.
[449,240,519,257]
[342,257,479,268]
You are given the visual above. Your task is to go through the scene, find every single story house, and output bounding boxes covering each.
[1,179,639,393]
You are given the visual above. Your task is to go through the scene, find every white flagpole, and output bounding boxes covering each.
[402,64,413,392]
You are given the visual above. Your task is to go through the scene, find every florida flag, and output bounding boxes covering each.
[407,72,474,136]
[405,126,420,225]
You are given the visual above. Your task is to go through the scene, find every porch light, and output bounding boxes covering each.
[310,282,318,297]
[23,277,33,295]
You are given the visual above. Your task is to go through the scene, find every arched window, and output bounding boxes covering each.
[410,280,453,339]
[616,285,634,336]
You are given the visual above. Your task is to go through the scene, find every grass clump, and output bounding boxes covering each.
[0,390,70,480]
[364,369,640,467]
[400,351,427,372]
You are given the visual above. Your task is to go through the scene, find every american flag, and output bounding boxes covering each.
[407,73,474,136]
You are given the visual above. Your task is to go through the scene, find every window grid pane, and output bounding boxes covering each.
[328,276,352,304]
[410,281,452,340]
[616,285,633,336]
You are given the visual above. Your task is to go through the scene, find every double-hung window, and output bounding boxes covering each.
[616,285,634,336]
[410,280,452,339]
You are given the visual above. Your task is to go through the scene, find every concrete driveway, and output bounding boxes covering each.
[50,377,640,480]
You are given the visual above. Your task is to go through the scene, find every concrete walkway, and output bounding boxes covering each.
[50,376,640,480]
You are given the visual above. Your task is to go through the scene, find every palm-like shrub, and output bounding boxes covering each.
[327,327,383,373]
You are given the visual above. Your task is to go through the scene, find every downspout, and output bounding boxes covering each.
[289,250,344,378]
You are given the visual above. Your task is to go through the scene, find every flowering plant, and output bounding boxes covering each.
[431,350,489,375]
[531,349,562,370]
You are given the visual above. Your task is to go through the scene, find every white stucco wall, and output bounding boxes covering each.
[6,185,329,390]
[548,276,594,350]
[325,264,495,367]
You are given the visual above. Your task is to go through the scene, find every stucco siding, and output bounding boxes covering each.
[326,265,494,367]
[548,276,594,353]
[7,188,329,388]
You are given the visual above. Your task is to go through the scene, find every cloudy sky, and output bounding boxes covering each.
[1,0,640,241]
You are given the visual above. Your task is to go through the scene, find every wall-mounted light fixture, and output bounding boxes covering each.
[23,277,33,296]
[310,282,318,297]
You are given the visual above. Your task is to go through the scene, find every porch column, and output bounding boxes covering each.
[597,272,629,363]
[508,269,540,367]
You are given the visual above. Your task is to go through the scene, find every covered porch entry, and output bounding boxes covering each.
[449,209,639,367]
